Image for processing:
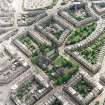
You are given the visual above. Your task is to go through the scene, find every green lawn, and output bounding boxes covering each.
[74,79,93,97]
[65,22,96,45]
[31,44,53,64]
[39,44,53,54]
[32,54,79,85]
[19,35,38,52]
[31,51,39,64]
[79,35,105,64]
[49,56,79,85]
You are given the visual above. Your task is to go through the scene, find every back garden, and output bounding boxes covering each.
[74,79,93,97]
[65,22,96,45]
[31,49,79,85]
[67,5,90,21]
[79,34,105,64]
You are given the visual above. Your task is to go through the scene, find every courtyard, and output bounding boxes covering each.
[65,22,96,45]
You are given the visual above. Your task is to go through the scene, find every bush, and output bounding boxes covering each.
[52,56,79,85]
[79,35,105,64]
[66,22,96,45]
